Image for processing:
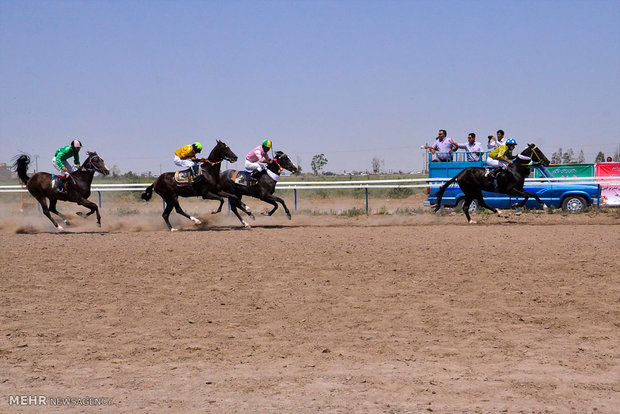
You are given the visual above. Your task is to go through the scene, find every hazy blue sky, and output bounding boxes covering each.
[1,0,619,174]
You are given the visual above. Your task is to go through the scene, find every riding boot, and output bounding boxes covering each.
[250,169,261,179]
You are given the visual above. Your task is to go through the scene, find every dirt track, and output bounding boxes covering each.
[0,198,619,412]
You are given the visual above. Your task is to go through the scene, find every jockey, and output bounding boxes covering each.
[486,138,517,178]
[52,139,82,193]
[245,139,272,178]
[174,142,202,176]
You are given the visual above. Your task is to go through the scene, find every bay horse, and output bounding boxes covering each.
[434,143,551,223]
[141,140,247,231]
[215,151,298,228]
[13,152,110,230]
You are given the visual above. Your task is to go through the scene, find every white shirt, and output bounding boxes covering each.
[487,137,506,150]
[457,141,483,161]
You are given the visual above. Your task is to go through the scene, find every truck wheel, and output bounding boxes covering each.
[457,198,479,212]
[561,195,587,212]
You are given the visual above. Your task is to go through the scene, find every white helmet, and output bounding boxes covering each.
[71,139,82,149]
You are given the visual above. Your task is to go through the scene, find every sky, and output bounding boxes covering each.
[1,0,619,175]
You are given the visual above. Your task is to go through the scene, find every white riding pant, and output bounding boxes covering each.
[52,157,73,177]
[174,156,195,170]
[486,158,507,168]
[245,160,267,172]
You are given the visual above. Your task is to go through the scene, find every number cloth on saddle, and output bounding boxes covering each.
[174,167,201,184]
[231,170,256,186]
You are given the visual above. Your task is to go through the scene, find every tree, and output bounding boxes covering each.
[294,156,303,176]
[371,157,384,174]
[311,154,328,175]
[577,150,585,164]
[562,148,574,164]
[551,147,563,164]
[111,164,121,177]
[595,152,605,163]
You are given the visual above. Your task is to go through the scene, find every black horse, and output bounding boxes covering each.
[212,151,298,228]
[14,152,110,230]
[434,144,551,223]
[141,140,246,231]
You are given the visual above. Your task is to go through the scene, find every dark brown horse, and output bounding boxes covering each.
[141,140,245,231]
[434,144,551,223]
[216,151,298,227]
[14,152,110,230]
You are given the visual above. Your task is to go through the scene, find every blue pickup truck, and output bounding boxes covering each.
[424,152,600,212]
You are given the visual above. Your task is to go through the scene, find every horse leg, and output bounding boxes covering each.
[229,198,252,228]
[162,199,176,231]
[76,197,102,227]
[219,191,254,219]
[172,198,202,226]
[509,188,547,210]
[461,195,475,224]
[260,197,279,216]
[470,189,501,219]
[37,196,62,230]
[202,192,224,214]
[48,198,70,226]
[261,194,292,219]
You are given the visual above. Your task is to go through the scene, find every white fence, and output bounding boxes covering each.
[1,177,619,212]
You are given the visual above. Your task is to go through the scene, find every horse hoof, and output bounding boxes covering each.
[96,222,101,228]
[287,215,292,220]
[170,228,178,232]
[543,204,549,210]
[57,225,64,231]
[190,216,202,225]
[211,210,220,214]
[496,209,503,216]
[242,221,251,229]
[64,220,70,225]
[468,220,477,224]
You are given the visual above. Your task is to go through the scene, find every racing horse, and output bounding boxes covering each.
[212,151,298,228]
[13,152,110,230]
[434,143,551,223]
[141,140,249,231]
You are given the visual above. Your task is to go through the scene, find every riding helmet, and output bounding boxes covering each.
[262,139,272,149]
[71,139,83,149]
[506,138,517,145]
[193,142,203,152]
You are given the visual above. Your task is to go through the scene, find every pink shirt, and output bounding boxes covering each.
[245,146,271,163]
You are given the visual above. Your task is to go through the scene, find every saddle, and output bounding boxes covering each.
[50,175,67,193]
[231,170,259,186]
[174,167,202,184]
[485,168,510,192]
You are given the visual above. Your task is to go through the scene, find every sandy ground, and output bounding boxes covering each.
[0,194,619,412]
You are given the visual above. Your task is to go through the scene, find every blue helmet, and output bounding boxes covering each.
[506,138,517,145]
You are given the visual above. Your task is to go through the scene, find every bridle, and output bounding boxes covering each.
[528,145,544,165]
[81,154,100,172]
[270,156,283,173]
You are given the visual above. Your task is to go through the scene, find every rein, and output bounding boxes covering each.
[270,157,283,173]
[202,159,222,166]
[81,156,97,172]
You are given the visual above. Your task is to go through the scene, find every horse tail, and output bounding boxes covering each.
[13,155,31,185]
[433,175,458,212]
[141,183,154,201]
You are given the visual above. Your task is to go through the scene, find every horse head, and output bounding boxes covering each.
[273,151,298,173]
[212,140,238,163]
[83,151,110,175]
[523,144,550,166]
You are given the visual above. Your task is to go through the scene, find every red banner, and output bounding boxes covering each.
[596,162,620,177]
[596,162,620,206]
